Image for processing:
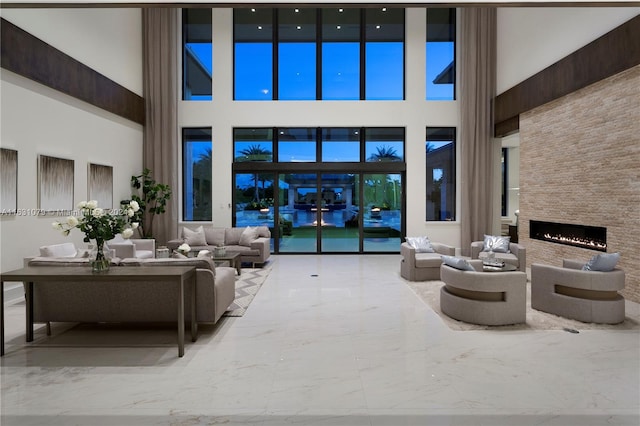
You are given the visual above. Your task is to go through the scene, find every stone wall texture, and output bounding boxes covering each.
[519,64,640,303]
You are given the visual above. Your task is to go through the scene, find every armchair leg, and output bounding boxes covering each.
[46,321,51,336]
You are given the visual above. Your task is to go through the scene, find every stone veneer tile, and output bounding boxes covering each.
[519,65,640,303]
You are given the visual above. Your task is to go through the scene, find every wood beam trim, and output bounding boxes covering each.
[0,18,144,125]
[494,14,640,138]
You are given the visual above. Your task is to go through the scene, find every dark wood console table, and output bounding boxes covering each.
[1,265,197,357]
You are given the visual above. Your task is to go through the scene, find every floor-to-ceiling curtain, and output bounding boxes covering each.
[142,8,178,245]
[460,8,497,255]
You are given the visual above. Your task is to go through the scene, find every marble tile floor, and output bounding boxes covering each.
[1,255,639,426]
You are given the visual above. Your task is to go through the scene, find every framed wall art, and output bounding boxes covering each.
[38,154,74,212]
[1,148,18,214]
[88,163,113,209]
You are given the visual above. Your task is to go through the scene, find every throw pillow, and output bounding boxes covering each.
[204,227,226,246]
[39,242,77,258]
[171,251,188,259]
[182,226,207,246]
[582,252,620,272]
[406,236,434,253]
[441,255,475,271]
[239,226,259,247]
[483,235,510,253]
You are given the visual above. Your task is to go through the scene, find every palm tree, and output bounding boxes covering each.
[238,145,272,202]
[368,145,401,162]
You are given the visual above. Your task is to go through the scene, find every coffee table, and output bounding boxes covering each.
[482,263,518,272]
[1,265,197,357]
[211,252,241,275]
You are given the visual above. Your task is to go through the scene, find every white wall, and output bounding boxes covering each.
[178,8,463,248]
[0,9,143,293]
[496,7,640,94]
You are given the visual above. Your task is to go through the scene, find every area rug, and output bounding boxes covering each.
[223,264,272,317]
[406,280,640,332]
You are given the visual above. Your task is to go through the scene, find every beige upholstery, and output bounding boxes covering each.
[400,242,456,281]
[471,241,526,272]
[440,259,527,326]
[26,257,236,325]
[168,226,271,267]
[108,235,156,259]
[531,259,625,324]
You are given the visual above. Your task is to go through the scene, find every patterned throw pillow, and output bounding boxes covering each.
[483,235,510,253]
[239,226,259,247]
[406,236,434,253]
[582,252,620,272]
[441,255,475,271]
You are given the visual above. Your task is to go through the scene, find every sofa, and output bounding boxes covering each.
[107,234,155,259]
[440,259,527,326]
[531,259,625,324]
[167,225,271,267]
[400,241,456,281]
[24,256,236,328]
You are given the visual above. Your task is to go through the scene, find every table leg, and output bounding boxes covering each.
[1,280,4,356]
[26,281,33,342]
[191,273,197,342]
[178,278,184,358]
[236,258,241,275]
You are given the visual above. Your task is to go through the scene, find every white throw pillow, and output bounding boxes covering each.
[182,226,207,246]
[239,226,259,247]
[406,236,434,253]
[582,252,620,272]
[482,235,510,253]
[39,243,77,258]
[441,255,475,271]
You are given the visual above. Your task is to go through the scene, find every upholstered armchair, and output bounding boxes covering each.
[531,259,625,324]
[471,239,526,272]
[400,241,455,281]
[440,259,527,326]
[107,235,155,259]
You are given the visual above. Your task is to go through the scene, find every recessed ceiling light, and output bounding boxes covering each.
[376,25,381,29]
[382,8,387,12]
[336,25,341,30]
[257,26,262,30]
[338,8,344,13]
[296,26,301,30]
[294,8,299,13]
[251,8,256,12]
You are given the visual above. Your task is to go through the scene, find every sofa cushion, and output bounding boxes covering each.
[582,252,620,272]
[182,226,207,246]
[39,243,77,258]
[225,227,245,245]
[225,245,260,256]
[406,236,434,253]
[478,251,518,266]
[441,255,475,271]
[414,252,444,268]
[29,256,121,266]
[483,235,510,253]
[204,227,226,246]
[239,226,259,247]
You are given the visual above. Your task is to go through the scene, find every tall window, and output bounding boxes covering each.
[426,127,455,221]
[183,128,212,221]
[365,8,404,100]
[234,8,273,100]
[426,8,455,101]
[234,7,405,101]
[279,8,317,100]
[182,9,212,101]
[321,8,360,100]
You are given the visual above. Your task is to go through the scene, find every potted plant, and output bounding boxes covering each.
[124,168,172,239]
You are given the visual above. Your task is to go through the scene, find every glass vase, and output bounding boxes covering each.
[90,242,110,273]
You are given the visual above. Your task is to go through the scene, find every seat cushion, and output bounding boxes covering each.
[414,252,445,268]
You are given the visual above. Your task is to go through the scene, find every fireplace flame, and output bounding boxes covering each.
[542,233,607,250]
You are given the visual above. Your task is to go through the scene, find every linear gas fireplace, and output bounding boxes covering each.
[530,220,607,252]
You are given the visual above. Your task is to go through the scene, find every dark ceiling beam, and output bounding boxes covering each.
[494,14,640,137]
[0,17,144,125]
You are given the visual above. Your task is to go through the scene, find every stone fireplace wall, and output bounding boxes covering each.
[519,65,640,303]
